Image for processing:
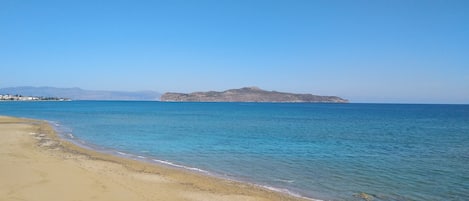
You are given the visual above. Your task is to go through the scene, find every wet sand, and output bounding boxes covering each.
[0,116,309,201]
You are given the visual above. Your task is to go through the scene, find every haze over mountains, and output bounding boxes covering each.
[0,87,161,100]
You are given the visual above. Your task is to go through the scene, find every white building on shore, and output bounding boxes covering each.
[0,94,68,101]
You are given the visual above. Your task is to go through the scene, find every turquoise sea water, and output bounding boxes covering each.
[1,101,468,201]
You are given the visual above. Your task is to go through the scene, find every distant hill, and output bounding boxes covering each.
[161,87,348,103]
[0,87,161,101]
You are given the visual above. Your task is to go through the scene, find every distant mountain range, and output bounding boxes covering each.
[161,87,348,103]
[0,87,161,101]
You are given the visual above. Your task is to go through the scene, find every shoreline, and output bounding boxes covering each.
[0,115,313,201]
[52,121,315,200]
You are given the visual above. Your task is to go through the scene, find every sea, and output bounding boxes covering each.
[1,101,468,201]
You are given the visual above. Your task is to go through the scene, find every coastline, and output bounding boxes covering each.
[0,115,312,201]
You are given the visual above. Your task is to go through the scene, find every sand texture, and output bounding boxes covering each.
[0,116,308,201]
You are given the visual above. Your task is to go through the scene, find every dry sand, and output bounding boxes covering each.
[0,116,309,201]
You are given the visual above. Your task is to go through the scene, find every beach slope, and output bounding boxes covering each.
[0,116,307,201]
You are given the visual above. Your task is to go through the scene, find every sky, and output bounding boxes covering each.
[1,0,468,103]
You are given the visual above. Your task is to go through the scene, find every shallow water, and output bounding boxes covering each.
[1,101,468,200]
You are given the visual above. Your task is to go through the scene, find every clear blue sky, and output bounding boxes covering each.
[1,0,468,103]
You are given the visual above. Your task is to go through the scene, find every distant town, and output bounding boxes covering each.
[0,94,70,101]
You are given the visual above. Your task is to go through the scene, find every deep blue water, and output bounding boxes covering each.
[1,101,468,201]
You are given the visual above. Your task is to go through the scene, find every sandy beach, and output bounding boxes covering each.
[0,116,308,201]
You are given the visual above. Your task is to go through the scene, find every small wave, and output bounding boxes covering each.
[68,133,74,139]
[117,151,130,156]
[150,159,317,200]
[137,155,146,159]
[185,167,208,173]
[259,185,322,201]
[274,179,295,183]
[152,159,208,173]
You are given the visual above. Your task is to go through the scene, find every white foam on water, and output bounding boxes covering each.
[152,159,208,173]
[117,151,129,156]
[137,155,146,159]
[274,179,295,183]
[150,158,320,200]
[258,185,323,201]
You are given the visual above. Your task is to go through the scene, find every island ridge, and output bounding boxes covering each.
[161,87,348,103]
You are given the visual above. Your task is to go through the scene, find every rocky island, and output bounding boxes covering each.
[160,87,348,103]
